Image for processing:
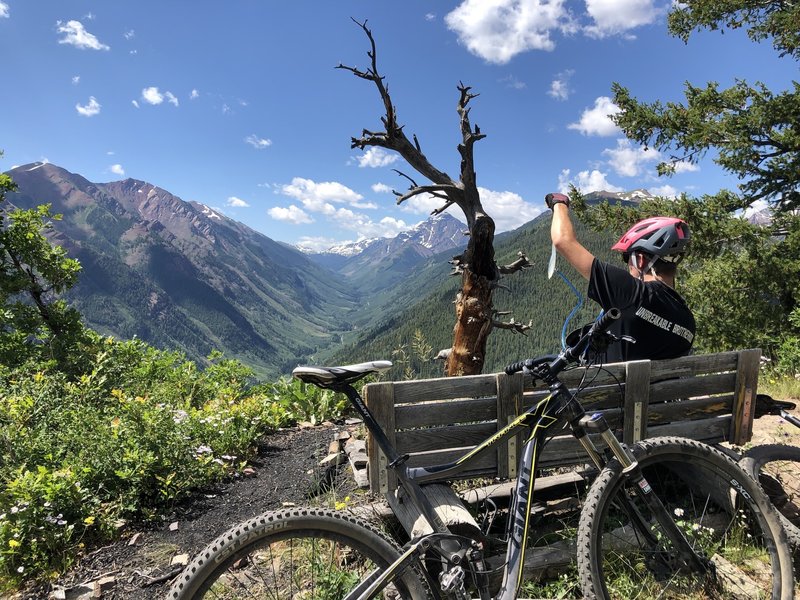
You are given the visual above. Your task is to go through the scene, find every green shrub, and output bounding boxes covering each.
[0,337,345,588]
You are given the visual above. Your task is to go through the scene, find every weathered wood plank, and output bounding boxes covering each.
[731,348,761,445]
[397,422,498,454]
[364,382,396,494]
[390,374,498,404]
[395,396,496,429]
[624,360,650,443]
[649,351,739,380]
[648,372,736,403]
[646,395,732,425]
[648,416,732,442]
[496,372,523,479]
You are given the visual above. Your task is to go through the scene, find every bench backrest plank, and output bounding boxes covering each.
[364,349,760,494]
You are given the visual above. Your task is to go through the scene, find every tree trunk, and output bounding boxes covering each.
[447,269,494,376]
[446,212,497,376]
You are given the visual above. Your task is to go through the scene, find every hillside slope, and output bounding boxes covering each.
[7,163,359,377]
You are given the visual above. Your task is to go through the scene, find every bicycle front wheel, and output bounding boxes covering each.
[740,443,800,552]
[577,436,794,600]
[167,507,431,599]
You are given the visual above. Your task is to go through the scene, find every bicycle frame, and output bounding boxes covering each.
[336,375,607,600]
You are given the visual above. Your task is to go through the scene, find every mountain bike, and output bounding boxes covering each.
[167,309,794,599]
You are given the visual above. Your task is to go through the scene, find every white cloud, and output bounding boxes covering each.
[142,87,164,105]
[132,100,140,109]
[124,29,135,40]
[190,89,200,100]
[584,0,659,38]
[109,164,125,176]
[445,0,572,64]
[558,168,623,193]
[276,177,410,237]
[371,182,393,194]
[141,87,179,107]
[500,74,527,90]
[226,196,250,208]
[269,205,313,224]
[56,20,109,50]
[0,2,8,18]
[76,96,101,117]
[296,236,343,252]
[357,147,399,168]
[649,184,679,198]
[397,186,539,233]
[548,69,574,101]
[672,161,700,174]
[280,177,365,213]
[71,75,80,85]
[245,134,272,149]
[603,138,660,177]
[478,188,542,232]
[425,13,437,21]
[568,96,621,136]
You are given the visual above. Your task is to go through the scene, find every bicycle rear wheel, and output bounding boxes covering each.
[740,444,800,552]
[577,437,793,600]
[167,507,431,599]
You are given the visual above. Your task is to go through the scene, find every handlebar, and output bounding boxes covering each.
[504,308,621,378]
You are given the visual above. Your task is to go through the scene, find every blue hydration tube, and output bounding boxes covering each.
[555,269,584,350]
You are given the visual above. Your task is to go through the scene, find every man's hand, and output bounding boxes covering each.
[545,193,570,210]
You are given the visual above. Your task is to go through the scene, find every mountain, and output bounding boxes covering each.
[583,188,651,204]
[303,213,467,296]
[5,162,359,378]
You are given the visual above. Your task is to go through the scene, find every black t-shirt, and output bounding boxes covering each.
[587,259,696,362]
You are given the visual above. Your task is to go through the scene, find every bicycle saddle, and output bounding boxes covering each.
[292,361,393,386]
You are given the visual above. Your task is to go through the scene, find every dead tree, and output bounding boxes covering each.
[338,19,531,376]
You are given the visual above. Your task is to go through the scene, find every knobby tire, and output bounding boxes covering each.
[167,507,431,599]
[740,443,800,553]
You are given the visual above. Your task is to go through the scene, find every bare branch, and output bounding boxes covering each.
[498,251,532,274]
[491,318,532,335]
[395,184,459,205]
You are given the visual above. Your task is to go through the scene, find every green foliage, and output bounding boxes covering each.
[0,333,345,588]
[267,376,348,425]
[0,159,89,373]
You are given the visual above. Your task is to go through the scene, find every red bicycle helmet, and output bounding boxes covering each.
[612,217,690,263]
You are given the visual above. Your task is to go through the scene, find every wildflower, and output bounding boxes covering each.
[195,445,213,454]
[16,566,23,574]
[673,508,684,517]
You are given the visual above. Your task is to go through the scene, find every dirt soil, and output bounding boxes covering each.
[12,401,800,600]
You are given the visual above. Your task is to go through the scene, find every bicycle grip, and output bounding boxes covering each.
[592,308,621,333]
[504,359,532,375]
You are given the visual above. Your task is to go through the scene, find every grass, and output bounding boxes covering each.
[760,372,800,401]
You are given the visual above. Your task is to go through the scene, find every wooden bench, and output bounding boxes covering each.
[363,349,761,539]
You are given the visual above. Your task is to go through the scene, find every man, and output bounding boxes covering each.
[545,192,695,362]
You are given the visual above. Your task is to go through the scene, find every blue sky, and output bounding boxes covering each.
[0,1,794,251]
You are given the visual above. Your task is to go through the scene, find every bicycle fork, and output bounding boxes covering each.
[578,411,710,574]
